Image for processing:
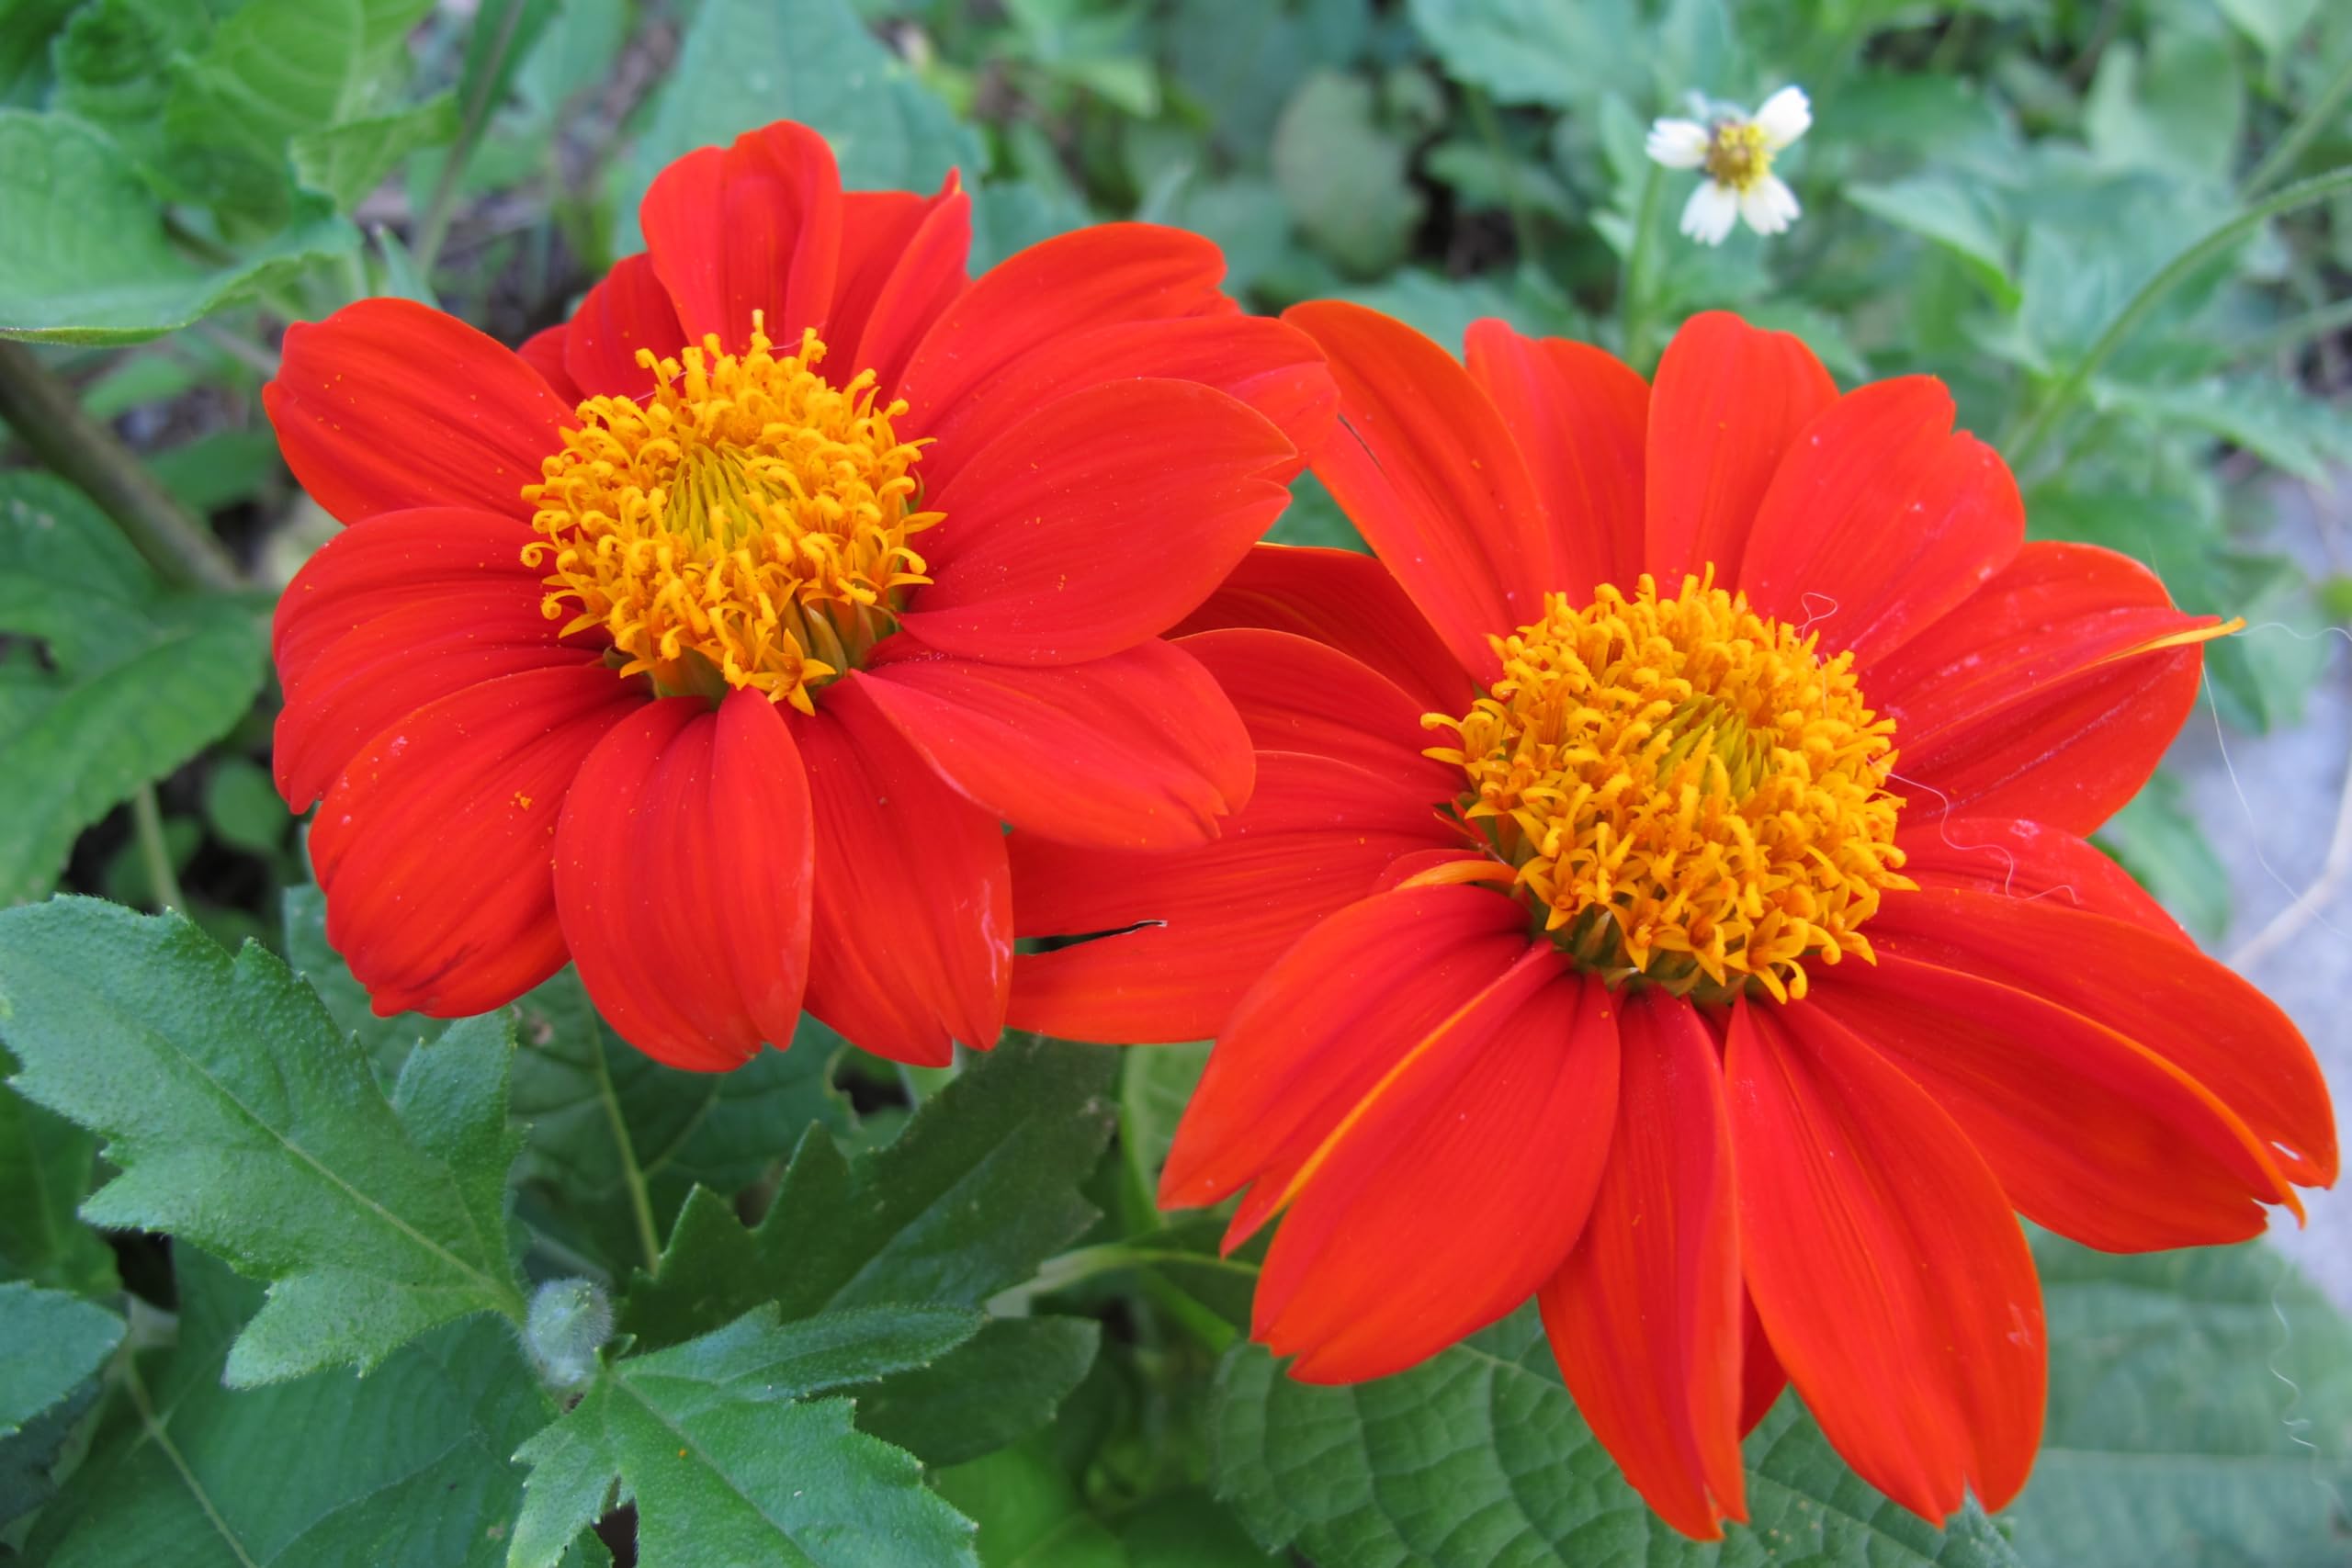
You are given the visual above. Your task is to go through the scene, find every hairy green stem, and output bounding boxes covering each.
[411,0,533,276]
[2003,167,2352,471]
[131,785,187,911]
[0,342,242,592]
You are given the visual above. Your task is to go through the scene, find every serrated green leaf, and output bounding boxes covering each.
[1212,1303,2022,1566]
[2007,1235,2352,1567]
[1847,175,2018,305]
[0,110,356,341]
[508,968,854,1278]
[0,899,528,1382]
[1404,0,1635,109]
[28,1245,595,1568]
[0,473,267,904]
[291,88,458,209]
[0,1075,118,1293]
[510,1303,983,1568]
[857,1316,1101,1467]
[622,1033,1117,1348]
[1270,71,1421,277]
[616,0,978,252]
[0,1281,122,1433]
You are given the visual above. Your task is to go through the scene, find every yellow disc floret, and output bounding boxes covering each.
[1423,570,1912,1003]
[1703,119,1773,193]
[523,318,937,713]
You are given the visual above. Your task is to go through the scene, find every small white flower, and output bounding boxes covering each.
[1647,85,1810,245]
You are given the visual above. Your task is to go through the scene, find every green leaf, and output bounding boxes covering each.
[2097,770,2232,942]
[1404,0,1634,109]
[0,898,529,1383]
[0,1076,118,1293]
[2101,376,2352,486]
[1116,1489,1283,1567]
[856,1316,1102,1468]
[934,1434,1125,1568]
[157,0,373,218]
[623,1032,1118,1348]
[1847,175,2018,306]
[616,0,978,252]
[2083,32,2245,187]
[201,755,290,857]
[1270,70,1422,277]
[2215,0,2320,57]
[0,111,356,342]
[509,1303,983,1568]
[49,0,209,145]
[291,89,459,209]
[27,1246,595,1568]
[2006,1235,2352,1567]
[508,967,854,1277]
[0,472,267,904]
[1212,1302,2023,1566]
[148,428,282,513]
[0,1280,121,1528]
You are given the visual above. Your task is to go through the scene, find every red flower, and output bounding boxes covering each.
[1008,305,2335,1535]
[265,120,1334,1071]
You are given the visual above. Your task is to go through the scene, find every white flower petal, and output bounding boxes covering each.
[1753,85,1811,152]
[1680,181,1740,245]
[1739,175,1802,236]
[1645,118,1711,169]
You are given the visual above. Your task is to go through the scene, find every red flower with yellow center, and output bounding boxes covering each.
[1009,304,2337,1535]
[265,119,1334,1071]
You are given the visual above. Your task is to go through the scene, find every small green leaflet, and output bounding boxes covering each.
[28,1247,603,1568]
[0,898,528,1383]
[0,472,267,903]
[508,1304,984,1568]
[0,1076,119,1294]
[1213,1303,2022,1568]
[0,1280,125,1528]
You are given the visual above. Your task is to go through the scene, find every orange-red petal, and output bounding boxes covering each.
[1727,998,2045,1522]
[552,690,813,1072]
[833,176,971,393]
[1008,751,1459,1043]
[1462,317,1648,601]
[1642,310,1836,586]
[1256,953,1616,1382]
[1894,815,2188,942]
[1176,626,1453,788]
[854,637,1254,850]
[1736,377,2022,664]
[561,253,685,400]
[639,121,843,350]
[1540,991,1745,1540]
[517,324,579,401]
[266,299,572,525]
[1281,300,1554,680]
[1170,542,1473,715]
[1871,886,2336,1189]
[792,680,1010,1066]
[309,663,643,1018]
[902,378,1294,664]
[273,506,545,693]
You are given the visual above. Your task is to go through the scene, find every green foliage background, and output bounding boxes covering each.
[0,0,2348,1564]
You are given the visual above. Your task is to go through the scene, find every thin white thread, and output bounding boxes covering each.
[1884,766,2084,908]
[1794,591,1840,636]
[2261,1245,2350,1527]
[2197,667,2352,949]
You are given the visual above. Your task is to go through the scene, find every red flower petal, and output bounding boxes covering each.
[914,315,1336,493]
[896,223,1231,436]
[1737,377,2022,664]
[1540,992,1745,1540]
[517,325,580,401]
[266,299,572,525]
[1463,317,1648,601]
[835,179,971,395]
[1726,998,2044,1521]
[1643,310,1836,587]
[553,690,813,1072]
[792,680,1010,1066]
[1161,884,1529,1221]
[1738,1292,1786,1437]
[1176,627,1454,789]
[1170,542,1473,715]
[853,637,1253,850]
[1281,300,1555,680]
[1871,886,2337,1189]
[310,663,643,1018]
[274,506,543,690]
[899,378,1294,664]
[1256,954,1616,1382]
[276,590,582,810]
[1008,751,1459,1043]
[639,121,844,349]
[1894,815,2188,942]
[562,253,685,400]
[1809,952,2297,1250]
[1867,540,2210,833]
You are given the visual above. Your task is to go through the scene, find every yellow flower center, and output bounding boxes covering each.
[1703,119,1773,193]
[1422,571,1912,1003]
[522,319,938,712]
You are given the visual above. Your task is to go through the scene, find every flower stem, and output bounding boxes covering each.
[411,0,534,276]
[2003,167,2352,472]
[2245,51,2352,199]
[131,785,187,911]
[0,342,242,592]
[1621,164,1664,369]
